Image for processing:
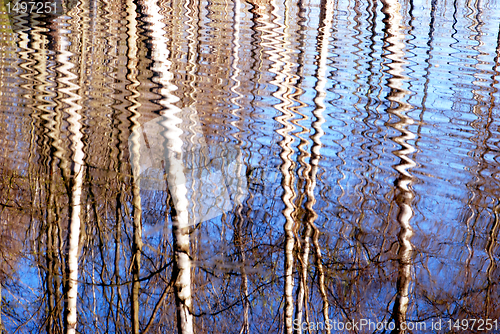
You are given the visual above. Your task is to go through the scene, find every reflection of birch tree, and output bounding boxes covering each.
[284,0,333,331]
[229,0,251,332]
[308,0,334,329]
[290,6,310,332]
[126,0,142,331]
[64,96,85,334]
[55,21,86,334]
[380,0,415,331]
[247,0,298,330]
[130,105,143,334]
[267,0,297,329]
[142,0,193,332]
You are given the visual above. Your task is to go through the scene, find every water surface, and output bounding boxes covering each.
[0,0,499,332]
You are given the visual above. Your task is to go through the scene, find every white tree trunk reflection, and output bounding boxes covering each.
[55,22,86,334]
[380,0,415,331]
[142,0,194,332]
[270,0,298,331]
[309,0,334,330]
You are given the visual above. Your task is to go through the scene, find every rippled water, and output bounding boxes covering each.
[1,0,500,332]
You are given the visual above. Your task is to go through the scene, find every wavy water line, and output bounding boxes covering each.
[468,1,497,205]
[15,15,51,178]
[322,0,353,245]
[183,0,246,239]
[349,0,381,264]
[314,0,352,269]
[94,0,126,174]
[461,0,492,294]
[484,203,499,317]
[444,0,489,105]
[125,0,141,138]
[483,28,500,317]
[461,0,500,315]
[183,0,198,104]
[359,0,388,233]
[237,0,277,282]
[350,0,375,176]
[27,25,59,188]
[229,0,243,148]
